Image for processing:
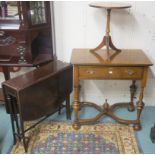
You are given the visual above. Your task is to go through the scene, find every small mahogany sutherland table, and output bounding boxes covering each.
[71,49,153,130]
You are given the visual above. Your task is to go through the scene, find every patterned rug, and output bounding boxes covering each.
[11,122,140,154]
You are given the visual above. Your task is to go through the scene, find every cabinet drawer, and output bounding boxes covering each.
[79,66,144,79]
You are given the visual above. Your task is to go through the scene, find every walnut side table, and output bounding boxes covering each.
[71,49,153,130]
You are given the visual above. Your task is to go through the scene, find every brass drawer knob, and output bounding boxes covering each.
[108,70,113,74]
[128,70,134,75]
[86,70,95,74]
[108,68,113,74]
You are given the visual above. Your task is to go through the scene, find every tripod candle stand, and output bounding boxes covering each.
[89,2,131,60]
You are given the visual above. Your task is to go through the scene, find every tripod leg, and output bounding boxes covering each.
[90,36,106,52]
[109,36,121,52]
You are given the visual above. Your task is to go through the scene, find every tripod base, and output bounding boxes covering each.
[90,35,121,53]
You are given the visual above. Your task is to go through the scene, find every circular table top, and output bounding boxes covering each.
[89,2,131,10]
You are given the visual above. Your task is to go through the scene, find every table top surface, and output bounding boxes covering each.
[71,49,153,66]
[2,60,72,91]
[89,2,131,10]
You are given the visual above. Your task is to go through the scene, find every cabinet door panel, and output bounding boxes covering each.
[29,1,47,25]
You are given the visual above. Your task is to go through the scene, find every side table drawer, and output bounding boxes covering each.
[79,66,144,79]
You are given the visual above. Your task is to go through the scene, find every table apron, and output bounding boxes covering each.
[78,66,144,80]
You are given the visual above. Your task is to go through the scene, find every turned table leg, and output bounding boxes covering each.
[20,116,28,153]
[66,94,71,120]
[128,80,137,111]
[133,68,148,130]
[134,88,145,130]
[7,94,17,144]
[2,66,10,80]
[72,65,81,130]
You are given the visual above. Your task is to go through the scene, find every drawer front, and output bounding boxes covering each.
[79,66,144,79]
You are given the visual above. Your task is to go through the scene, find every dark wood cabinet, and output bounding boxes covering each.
[0,1,55,103]
[0,1,54,65]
